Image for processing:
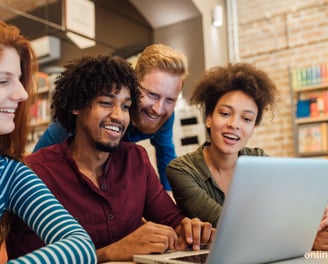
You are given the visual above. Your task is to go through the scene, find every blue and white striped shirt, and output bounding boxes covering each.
[0,155,97,263]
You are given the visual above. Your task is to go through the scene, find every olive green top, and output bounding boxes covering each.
[166,142,267,226]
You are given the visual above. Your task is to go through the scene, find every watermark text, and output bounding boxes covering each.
[304,251,328,259]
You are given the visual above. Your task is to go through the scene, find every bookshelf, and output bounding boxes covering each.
[26,72,55,153]
[290,65,328,158]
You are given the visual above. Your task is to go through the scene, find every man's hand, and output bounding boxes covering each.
[175,217,215,251]
[97,221,178,261]
[313,207,328,251]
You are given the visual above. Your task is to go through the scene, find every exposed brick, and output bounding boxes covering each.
[238,0,328,157]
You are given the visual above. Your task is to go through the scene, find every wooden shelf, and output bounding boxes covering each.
[293,83,328,93]
[290,66,328,157]
[27,72,59,153]
[295,116,328,124]
[37,86,50,94]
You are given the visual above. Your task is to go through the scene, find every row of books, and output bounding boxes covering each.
[298,122,328,154]
[30,98,51,126]
[291,64,328,89]
[296,90,328,118]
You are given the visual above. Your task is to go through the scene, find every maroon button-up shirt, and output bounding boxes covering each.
[7,140,184,258]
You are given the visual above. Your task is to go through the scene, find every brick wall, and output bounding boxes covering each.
[237,0,328,156]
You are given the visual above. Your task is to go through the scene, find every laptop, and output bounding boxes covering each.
[133,156,328,264]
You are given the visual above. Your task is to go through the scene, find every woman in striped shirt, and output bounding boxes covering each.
[0,21,97,263]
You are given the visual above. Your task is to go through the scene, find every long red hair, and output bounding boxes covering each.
[0,21,38,160]
[0,20,38,245]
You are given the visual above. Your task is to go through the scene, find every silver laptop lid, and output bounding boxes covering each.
[207,156,328,264]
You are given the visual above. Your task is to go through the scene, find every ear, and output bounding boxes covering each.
[205,115,211,129]
[72,109,79,115]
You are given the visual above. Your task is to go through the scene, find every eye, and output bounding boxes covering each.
[220,111,230,117]
[0,79,9,86]
[99,101,113,107]
[243,116,254,123]
[165,98,176,105]
[147,91,160,100]
[122,103,131,111]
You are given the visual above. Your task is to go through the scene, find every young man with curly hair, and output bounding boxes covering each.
[6,55,214,262]
[33,44,188,193]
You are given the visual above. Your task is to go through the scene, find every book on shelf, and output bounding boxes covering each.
[30,72,51,126]
[30,98,50,125]
[291,64,328,89]
[298,122,328,154]
[296,91,328,118]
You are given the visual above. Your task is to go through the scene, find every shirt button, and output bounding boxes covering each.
[108,214,114,220]
[101,184,107,190]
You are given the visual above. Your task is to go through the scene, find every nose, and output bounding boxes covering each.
[110,105,124,121]
[227,115,240,129]
[12,81,28,102]
[151,99,166,115]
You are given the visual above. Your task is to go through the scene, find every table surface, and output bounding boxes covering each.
[101,261,135,264]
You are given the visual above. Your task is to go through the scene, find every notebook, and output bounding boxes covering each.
[133,156,328,264]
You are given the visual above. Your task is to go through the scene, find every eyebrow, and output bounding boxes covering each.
[98,90,131,99]
[138,84,154,94]
[243,109,257,115]
[0,71,11,76]
[0,71,22,80]
[220,104,257,115]
[139,84,178,100]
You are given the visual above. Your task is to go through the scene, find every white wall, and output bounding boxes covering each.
[192,0,229,69]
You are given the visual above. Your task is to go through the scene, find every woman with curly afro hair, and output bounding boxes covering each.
[167,62,278,226]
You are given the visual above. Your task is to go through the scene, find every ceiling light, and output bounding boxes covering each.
[212,5,223,27]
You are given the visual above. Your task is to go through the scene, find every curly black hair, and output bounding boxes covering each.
[191,62,278,126]
[51,55,139,133]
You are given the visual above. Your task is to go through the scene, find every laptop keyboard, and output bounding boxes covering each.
[172,252,209,264]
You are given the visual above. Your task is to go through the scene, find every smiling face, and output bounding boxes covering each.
[133,69,183,134]
[0,46,28,135]
[73,86,132,153]
[206,90,258,155]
